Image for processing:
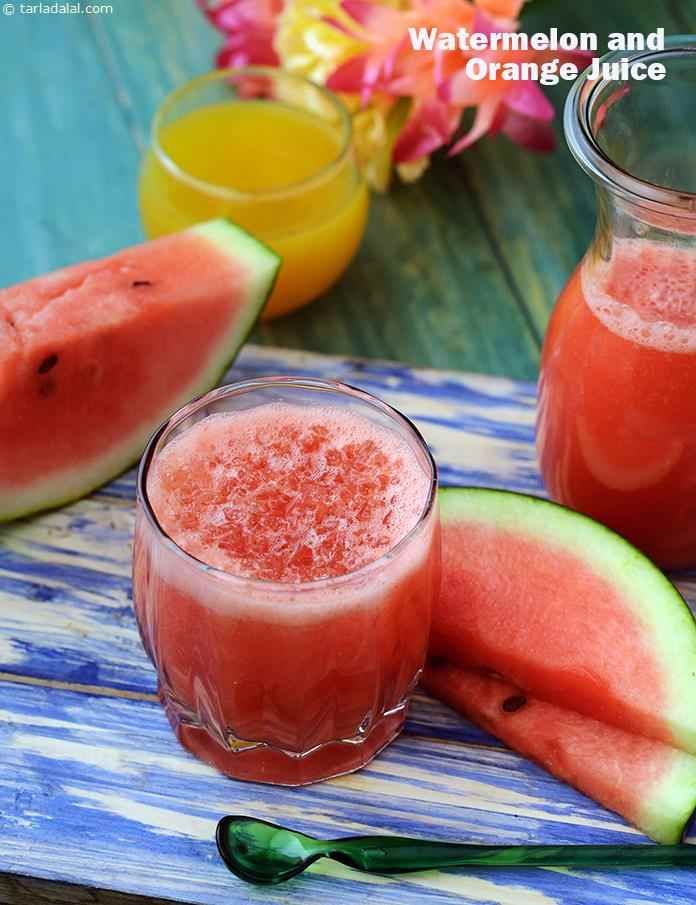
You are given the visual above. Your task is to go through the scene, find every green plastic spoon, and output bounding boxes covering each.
[216,816,696,885]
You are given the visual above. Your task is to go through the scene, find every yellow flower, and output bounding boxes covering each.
[275,1,364,83]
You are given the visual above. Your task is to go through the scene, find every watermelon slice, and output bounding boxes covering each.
[0,220,279,521]
[430,487,696,754]
[421,663,696,844]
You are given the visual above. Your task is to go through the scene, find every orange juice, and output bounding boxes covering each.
[139,72,369,319]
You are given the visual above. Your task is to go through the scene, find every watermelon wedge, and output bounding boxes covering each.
[0,220,279,521]
[430,487,696,754]
[421,663,696,844]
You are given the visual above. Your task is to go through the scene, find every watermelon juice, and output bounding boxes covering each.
[538,240,696,568]
[133,378,439,785]
[538,38,696,568]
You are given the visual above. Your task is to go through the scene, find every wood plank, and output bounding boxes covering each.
[458,0,695,335]
[6,677,696,905]
[253,162,541,378]
[86,2,540,378]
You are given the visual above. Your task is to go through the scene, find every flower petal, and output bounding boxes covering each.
[505,81,554,122]
[340,0,383,27]
[448,96,501,154]
[474,0,524,20]
[199,0,282,66]
[397,156,430,182]
[198,0,281,33]
[215,32,280,68]
[472,6,516,38]
[499,107,556,151]
[394,98,459,162]
[326,54,371,93]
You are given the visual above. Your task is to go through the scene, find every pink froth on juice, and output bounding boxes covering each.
[149,404,431,581]
[133,378,439,785]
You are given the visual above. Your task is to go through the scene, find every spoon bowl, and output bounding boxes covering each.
[216,816,325,884]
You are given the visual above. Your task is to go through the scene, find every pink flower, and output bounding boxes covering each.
[325,0,592,162]
[197,0,283,67]
[326,0,476,160]
[444,10,593,153]
[326,1,414,104]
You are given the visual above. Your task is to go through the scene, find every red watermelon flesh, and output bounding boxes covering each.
[0,220,279,520]
[422,662,696,844]
[430,488,696,754]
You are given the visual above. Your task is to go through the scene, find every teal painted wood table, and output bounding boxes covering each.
[2,1,696,903]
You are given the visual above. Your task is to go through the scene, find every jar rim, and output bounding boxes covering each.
[564,35,696,218]
[136,376,438,594]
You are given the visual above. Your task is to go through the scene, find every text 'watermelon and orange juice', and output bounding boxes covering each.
[133,378,440,786]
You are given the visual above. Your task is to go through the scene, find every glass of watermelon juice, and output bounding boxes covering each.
[132,377,439,785]
[538,38,696,568]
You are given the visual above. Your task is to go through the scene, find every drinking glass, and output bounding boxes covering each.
[132,377,440,785]
[139,68,369,319]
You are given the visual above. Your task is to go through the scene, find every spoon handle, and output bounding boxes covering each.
[330,837,696,873]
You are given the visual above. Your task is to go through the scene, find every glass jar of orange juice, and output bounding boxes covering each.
[139,68,369,319]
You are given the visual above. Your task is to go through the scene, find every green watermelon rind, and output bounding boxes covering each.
[438,486,696,757]
[645,751,696,843]
[0,219,280,523]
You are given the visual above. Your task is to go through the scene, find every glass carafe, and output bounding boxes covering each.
[537,38,696,569]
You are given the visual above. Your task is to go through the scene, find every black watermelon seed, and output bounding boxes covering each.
[38,353,59,374]
[502,695,527,713]
[132,280,152,288]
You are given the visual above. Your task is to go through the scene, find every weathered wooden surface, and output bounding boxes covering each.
[2,345,696,905]
[3,2,696,903]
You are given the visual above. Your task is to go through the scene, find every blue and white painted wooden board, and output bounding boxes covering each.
[1,344,696,905]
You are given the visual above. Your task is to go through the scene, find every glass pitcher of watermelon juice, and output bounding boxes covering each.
[132,377,440,786]
[537,38,696,569]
